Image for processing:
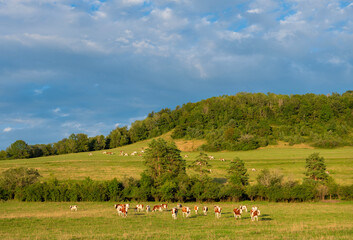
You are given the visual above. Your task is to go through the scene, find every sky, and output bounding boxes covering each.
[0,0,353,150]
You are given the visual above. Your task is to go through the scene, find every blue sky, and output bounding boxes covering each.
[0,0,353,150]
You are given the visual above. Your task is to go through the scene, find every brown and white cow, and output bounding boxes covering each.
[161,204,168,210]
[70,205,78,211]
[214,206,222,218]
[240,205,248,212]
[114,204,129,216]
[120,206,128,217]
[233,207,243,219]
[136,204,144,212]
[250,207,260,221]
[171,207,178,219]
[203,206,208,215]
[153,205,163,212]
[194,205,199,214]
[182,207,191,217]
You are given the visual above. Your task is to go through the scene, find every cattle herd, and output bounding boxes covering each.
[99,203,262,221]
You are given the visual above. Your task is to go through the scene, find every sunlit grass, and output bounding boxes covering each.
[1,139,353,184]
[0,201,352,239]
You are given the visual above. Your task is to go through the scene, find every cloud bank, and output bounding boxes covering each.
[0,0,352,149]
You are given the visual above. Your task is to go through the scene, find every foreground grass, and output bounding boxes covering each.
[1,142,353,185]
[0,201,352,239]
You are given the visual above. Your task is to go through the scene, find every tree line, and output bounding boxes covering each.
[1,139,352,202]
[2,91,353,160]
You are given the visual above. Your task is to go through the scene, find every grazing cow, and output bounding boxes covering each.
[184,155,189,158]
[120,206,128,217]
[194,206,199,214]
[251,209,260,221]
[70,205,78,211]
[250,207,260,221]
[136,204,144,212]
[146,205,151,213]
[240,205,248,212]
[172,207,178,219]
[105,152,113,155]
[209,156,214,160]
[233,208,243,219]
[203,206,208,215]
[214,206,222,218]
[161,204,168,210]
[114,204,129,216]
[102,151,107,154]
[182,207,191,217]
[177,203,182,209]
[153,205,163,212]
[88,153,93,156]
[124,153,129,156]
[120,151,124,156]
[252,168,256,172]
[220,158,225,162]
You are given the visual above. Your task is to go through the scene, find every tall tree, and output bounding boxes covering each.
[228,157,249,186]
[143,138,185,185]
[6,140,30,159]
[305,153,329,181]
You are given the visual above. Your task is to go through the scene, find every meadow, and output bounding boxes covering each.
[0,200,352,239]
[0,138,353,185]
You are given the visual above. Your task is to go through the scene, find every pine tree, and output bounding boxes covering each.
[305,153,329,181]
[228,157,249,186]
[143,138,185,185]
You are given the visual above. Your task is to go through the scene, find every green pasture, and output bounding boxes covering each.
[0,140,353,185]
[0,201,352,239]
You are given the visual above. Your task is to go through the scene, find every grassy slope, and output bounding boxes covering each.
[0,135,353,185]
[0,201,352,239]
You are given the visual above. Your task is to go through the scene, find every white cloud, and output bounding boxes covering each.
[247,8,262,14]
[328,57,343,65]
[122,0,147,6]
[3,127,12,132]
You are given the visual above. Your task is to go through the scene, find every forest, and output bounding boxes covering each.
[1,91,353,160]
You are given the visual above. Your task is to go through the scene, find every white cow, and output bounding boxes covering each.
[70,205,78,211]
[172,207,178,219]
[214,206,222,218]
[203,206,208,215]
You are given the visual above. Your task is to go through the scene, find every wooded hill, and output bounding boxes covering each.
[2,91,353,159]
[127,91,353,151]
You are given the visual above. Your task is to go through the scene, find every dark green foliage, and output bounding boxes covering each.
[0,150,7,160]
[6,140,30,159]
[107,127,130,148]
[143,138,186,186]
[228,157,249,186]
[305,153,329,181]
[339,185,353,200]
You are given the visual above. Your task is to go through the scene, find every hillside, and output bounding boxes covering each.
[1,138,353,185]
[127,92,353,151]
[2,92,353,160]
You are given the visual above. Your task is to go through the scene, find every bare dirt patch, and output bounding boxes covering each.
[259,141,314,149]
